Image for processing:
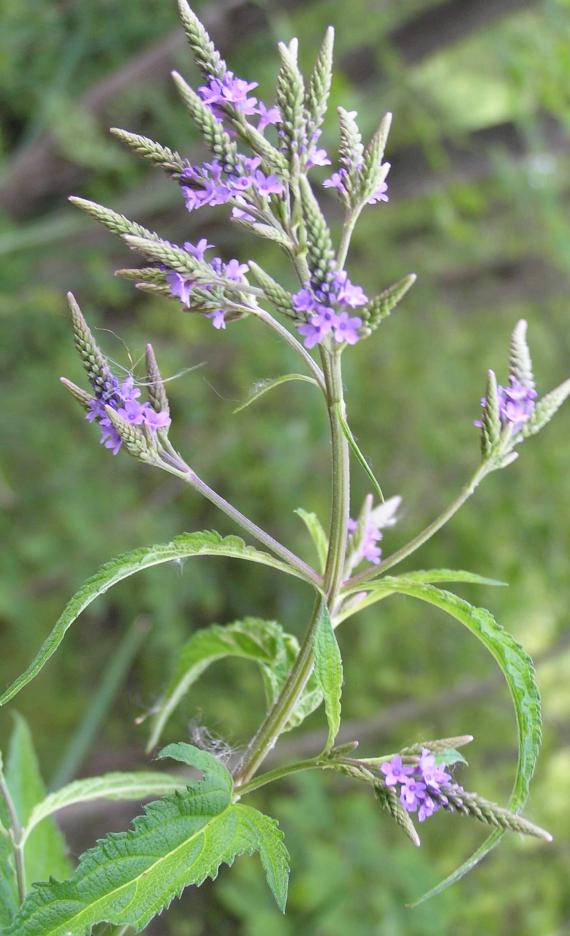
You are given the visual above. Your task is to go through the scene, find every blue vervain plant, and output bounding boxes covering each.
[2,3,569,932]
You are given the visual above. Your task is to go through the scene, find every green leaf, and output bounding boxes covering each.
[294,508,328,572]
[379,585,541,904]
[22,772,188,846]
[338,569,506,622]
[336,405,384,502]
[233,374,318,414]
[0,821,19,928]
[5,715,71,888]
[0,531,310,708]
[9,746,289,933]
[147,618,303,751]
[313,603,343,752]
[434,748,468,768]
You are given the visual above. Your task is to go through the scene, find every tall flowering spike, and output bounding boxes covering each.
[177,0,226,80]
[67,293,115,399]
[276,40,306,166]
[298,176,335,287]
[480,369,501,459]
[69,197,160,240]
[356,112,392,205]
[115,267,169,286]
[122,236,211,283]
[59,377,95,410]
[509,319,535,391]
[145,344,170,419]
[337,107,364,199]
[401,736,474,757]
[374,785,420,847]
[521,378,570,439]
[360,274,416,334]
[306,27,335,137]
[441,785,551,840]
[171,71,237,171]
[248,261,295,318]
[110,128,187,178]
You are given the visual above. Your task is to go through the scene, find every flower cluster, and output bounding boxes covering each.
[198,70,280,130]
[324,162,390,205]
[87,376,170,455]
[476,375,537,435]
[381,751,456,823]
[180,155,284,214]
[166,238,250,330]
[293,270,368,349]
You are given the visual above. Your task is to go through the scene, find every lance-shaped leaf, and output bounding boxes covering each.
[306,27,334,136]
[294,508,328,572]
[22,772,188,845]
[0,824,19,928]
[0,531,313,708]
[313,602,343,752]
[336,405,384,502]
[8,745,289,934]
[521,378,570,438]
[110,128,187,177]
[508,319,535,390]
[373,584,541,904]
[5,715,71,888]
[360,274,416,333]
[234,374,319,414]
[147,618,301,751]
[338,569,507,623]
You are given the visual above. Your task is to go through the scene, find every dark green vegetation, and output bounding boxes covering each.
[1,0,569,932]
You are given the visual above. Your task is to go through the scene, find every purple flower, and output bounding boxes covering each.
[252,170,285,197]
[207,309,226,330]
[418,750,452,790]
[297,319,329,349]
[198,71,259,117]
[418,796,440,823]
[222,258,249,281]
[323,170,348,195]
[167,271,193,307]
[381,755,414,787]
[85,375,170,455]
[306,145,331,168]
[476,375,537,435]
[292,288,319,314]
[257,102,281,131]
[400,778,427,812]
[183,238,214,261]
[332,312,362,345]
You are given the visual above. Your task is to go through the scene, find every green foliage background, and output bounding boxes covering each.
[1,0,569,932]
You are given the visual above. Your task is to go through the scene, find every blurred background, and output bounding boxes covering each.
[1,0,570,932]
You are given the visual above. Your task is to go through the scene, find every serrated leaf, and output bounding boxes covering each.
[22,772,187,846]
[9,747,289,933]
[313,603,342,752]
[294,508,328,572]
[147,619,299,751]
[0,532,311,708]
[379,585,541,904]
[234,374,318,414]
[0,824,19,927]
[5,715,71,888]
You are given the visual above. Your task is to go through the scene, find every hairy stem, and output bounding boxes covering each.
[236,756,326,797]
[346,463,489,589]
[0,770,26,902]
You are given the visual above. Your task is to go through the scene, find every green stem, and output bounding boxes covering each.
[236,756,324,798]
[345,463,489,589]
[233,347,350,784]
[0,771,26,901]
[336,210,357,269]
